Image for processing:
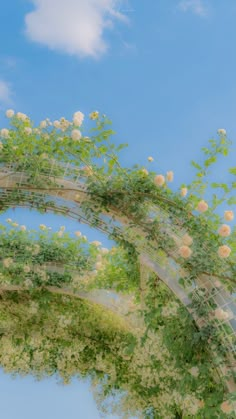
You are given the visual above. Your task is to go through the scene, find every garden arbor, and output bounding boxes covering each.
[0,111,236,417]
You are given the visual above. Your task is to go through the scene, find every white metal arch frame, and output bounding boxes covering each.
[0,161,235,391]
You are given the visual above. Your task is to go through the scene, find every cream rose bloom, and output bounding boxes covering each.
[179,245,192,259]
[218,245,231,258]
[1,128,9,138]
[189,366,199,377]
[214,308,229,321]
[24,127,32,135]
[221,401,233,414]
[20,225,26,231]
[218,224,231,237]
[224,210,234,221]
[73,111,84,126]
[81,166,93,176]
[53,120,61,129]
[154,174,165,186]
[166,171,174,182]
[180,187,188,197]
[141,168,149,175]
[196,200,208,212]
[6,109,14,118]
[91,241,102,246]
[217,128,226,136]
[95,261,103,270]
[147,156,154,162]
[75,231,82,237]
[182,233,193,246]
[16,112,28,121]
[71,129,82,141]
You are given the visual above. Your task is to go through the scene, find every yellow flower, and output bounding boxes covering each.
[89,111,99,120]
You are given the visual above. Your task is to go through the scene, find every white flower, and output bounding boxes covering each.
[60,226,65,231]
[6,218,12,223]
[16,112,28,121]
[3,257,13,268]
[39,120,47,129]
[189,366,199,377]
[39,224,47,231]
[29,302,39,315]
[6,109,14,118]
[91,241,102,247]
[95,261,103,270]
[147,156,154,162]
[71,129,82,141]
[60,117,70,131]
[73,111,84,126]
[20,225,26,231]
[1,128,9,138]
[23,265,31,273]
[89,111,99,120]
[214,308,230,321]
[217,128,226,136]
[75,231,82,237]
[180,187,188,197]
[224,210,234,221]
[141,168,149,176]
[101,248,109,254]
[166,171,174,182]
[53,120,61,129]
[24,127,32,135]
[12,222,19,227]
[32,244,40,255]
[154,174,165,186]
[24,278,33,288]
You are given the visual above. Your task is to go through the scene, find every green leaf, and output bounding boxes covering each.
[191,160,202,170]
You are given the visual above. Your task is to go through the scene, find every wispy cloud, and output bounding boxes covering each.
[0,80,12,106]
[25,0,128,59]
[178,0,207,17]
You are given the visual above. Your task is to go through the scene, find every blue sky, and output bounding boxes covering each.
[0,1,236,418]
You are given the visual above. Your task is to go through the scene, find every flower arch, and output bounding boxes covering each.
[0,110,236,417]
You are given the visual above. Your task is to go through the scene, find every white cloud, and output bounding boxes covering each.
[178,0,207,17]
[0,80,12,105]
[25,0,128,58]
